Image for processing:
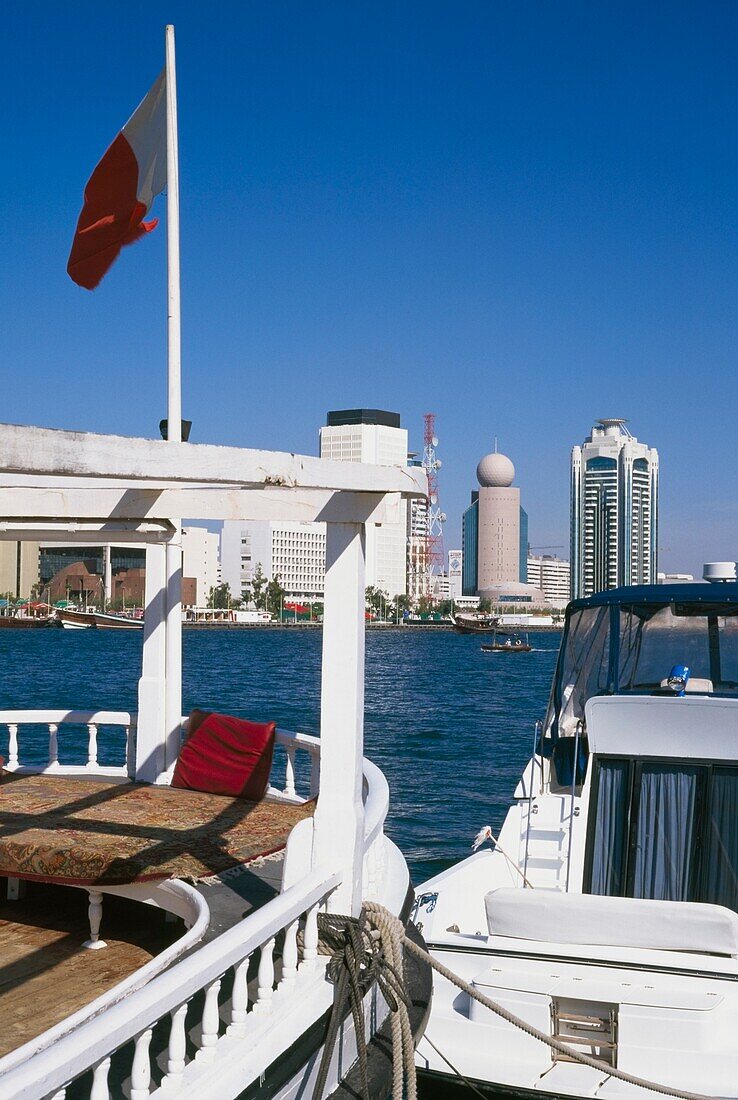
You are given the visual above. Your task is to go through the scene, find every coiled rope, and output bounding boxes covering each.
[312,902,715,1100]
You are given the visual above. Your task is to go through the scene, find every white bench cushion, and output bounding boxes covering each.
[485,887,738,957]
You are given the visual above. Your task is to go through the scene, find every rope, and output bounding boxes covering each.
[310,905,416,1100]
[401,929,714,1100]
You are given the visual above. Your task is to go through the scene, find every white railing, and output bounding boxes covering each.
[0,712,392,1099]
[0,869,341,1100]
[0,880,210,1076]
[0,710,136,777]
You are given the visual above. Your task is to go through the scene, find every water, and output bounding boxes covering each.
[0,627,560,884]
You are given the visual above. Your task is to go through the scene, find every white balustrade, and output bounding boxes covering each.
[48,723,58,768]
[197,978,222,1062]
[166,1001,188,1082]
[130,1027,153,1098]
[281,919,299,991]
[86,723,98,768]
[284,747,297,798]
[302,902,319,969]
[227,956,250,1036]
[90,1055,111,1099]
[7,724,18,770]
[0,711,134,777]
[254,937,276,1014]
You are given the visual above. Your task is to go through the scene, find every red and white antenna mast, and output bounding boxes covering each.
[423,413,446,595]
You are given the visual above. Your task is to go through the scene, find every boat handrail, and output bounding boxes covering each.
[0,867,342,1100]
[0,879,210,1075]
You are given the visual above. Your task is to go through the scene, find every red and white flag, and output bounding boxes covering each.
[68,71,167,289]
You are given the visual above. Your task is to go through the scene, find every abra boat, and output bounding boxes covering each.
[481,631,531,653]
[453,612,500,635]
[415,580,738,1099]
[57,608,143,630]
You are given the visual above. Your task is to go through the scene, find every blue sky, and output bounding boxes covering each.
[3,2,738,576]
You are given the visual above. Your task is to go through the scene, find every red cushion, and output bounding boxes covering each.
[172,712,276,800]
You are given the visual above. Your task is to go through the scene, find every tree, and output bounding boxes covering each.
[478,597,492,613]
[416,594,435,616]
[266,574,286,618]
[250,563,267,610]
[208,582,237,609]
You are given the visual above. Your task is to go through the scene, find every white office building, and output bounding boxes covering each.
[570,419,659,598]
[220,521,326,602]
[319,410,408,598]
[527,554,571,609]
[181,526,220,605]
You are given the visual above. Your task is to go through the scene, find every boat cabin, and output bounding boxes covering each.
[540,583,738,910]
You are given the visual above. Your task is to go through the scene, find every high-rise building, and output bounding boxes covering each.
[527,554,571,608]
[570,419,658,598]
[220,520,326,602]
[476,448,521,592]
[319,409,408,598]
[461,492,479,596]
[406,495,430,601]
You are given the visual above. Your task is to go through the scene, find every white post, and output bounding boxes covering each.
[164,25,183,776]
[136,542,168,781]
[312,522,366,915]
[165,533,183,773]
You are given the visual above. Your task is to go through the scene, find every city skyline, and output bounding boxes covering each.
[3,4,738,578]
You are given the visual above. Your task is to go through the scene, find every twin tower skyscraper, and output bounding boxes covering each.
[570,419,659,599]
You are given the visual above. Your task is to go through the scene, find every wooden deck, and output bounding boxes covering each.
[0,883,180,1058]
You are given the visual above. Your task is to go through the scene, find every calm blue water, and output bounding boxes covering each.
[0,627,560,884]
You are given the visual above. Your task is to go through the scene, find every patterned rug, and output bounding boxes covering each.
[0,773,315,885]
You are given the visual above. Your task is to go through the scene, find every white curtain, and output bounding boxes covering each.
[631,764,699,902]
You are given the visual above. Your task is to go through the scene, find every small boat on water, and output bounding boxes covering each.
[415,579,738,1099]
[56,608,143,630]
[453,612,500,635]
[481,631,531,653]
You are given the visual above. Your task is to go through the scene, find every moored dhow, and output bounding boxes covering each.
[415,581,738,1099]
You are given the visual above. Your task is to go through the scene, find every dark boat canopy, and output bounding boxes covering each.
[568,582,738,614]
[544,583,738,745]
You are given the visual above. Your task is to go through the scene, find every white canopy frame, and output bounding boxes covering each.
[0,423,426,914]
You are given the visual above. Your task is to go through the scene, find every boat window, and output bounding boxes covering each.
[717,616,738,689]
[587,757,738,912]
[545,607,610,741]
[618,606,710,690]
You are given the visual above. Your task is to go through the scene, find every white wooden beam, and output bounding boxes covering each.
[0,424,426,497]
[0,488,404,526]
[312,523,366,916]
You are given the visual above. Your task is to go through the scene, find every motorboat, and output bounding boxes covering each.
[414,581,738,1098]
[481,631,531,653]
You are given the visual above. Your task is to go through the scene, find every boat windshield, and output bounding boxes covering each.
[545,600,738,741]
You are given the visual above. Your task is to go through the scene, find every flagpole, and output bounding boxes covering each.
[164,23,183,776]
[165,23,181,442]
